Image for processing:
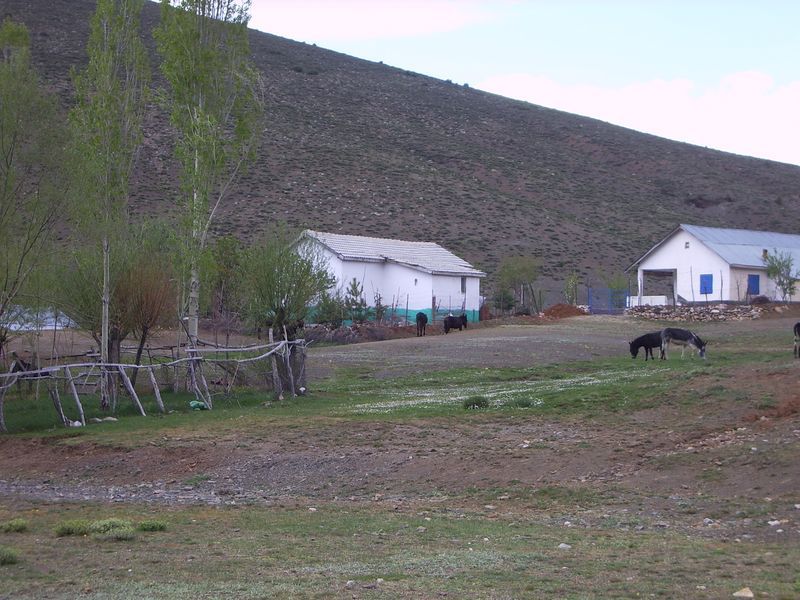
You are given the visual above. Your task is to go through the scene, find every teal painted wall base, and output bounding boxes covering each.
[308,307,480,326]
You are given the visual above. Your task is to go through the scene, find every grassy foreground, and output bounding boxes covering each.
[1,500,798,599]
[1,325,799,598]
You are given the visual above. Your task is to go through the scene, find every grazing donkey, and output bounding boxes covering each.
[415,312,428,337]
[661,327,707,359]
[794,322,800,358]
[629,332,664,361]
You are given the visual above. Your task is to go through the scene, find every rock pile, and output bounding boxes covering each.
[625,304,764,322]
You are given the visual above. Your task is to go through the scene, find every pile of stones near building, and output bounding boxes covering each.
[626,304,765,321]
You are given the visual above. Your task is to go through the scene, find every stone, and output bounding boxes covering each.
[732,587,754,598]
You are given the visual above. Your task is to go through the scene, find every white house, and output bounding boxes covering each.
[298,230,485,322]
[628,224,800,305]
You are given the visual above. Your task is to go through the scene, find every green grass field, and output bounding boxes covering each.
[1,325,799,599]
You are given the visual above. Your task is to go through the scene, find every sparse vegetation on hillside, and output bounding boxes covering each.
[6,0,800,301]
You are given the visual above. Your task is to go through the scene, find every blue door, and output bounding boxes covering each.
[699,274,713,295]
[747,274,760,295]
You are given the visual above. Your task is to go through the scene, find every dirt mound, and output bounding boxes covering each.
[304,323,417,345]
[543,303,587,319]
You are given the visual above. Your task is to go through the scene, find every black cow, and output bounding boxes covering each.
[443,314,468,334]
[415,312,428,337]
[629,332,663,361]
[661,327,706,359]
[793,322,800,358]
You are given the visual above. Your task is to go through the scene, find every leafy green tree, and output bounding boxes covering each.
[239,229,334,338]
[154,0,264,347]
[344,278,370,323]
[70,0,149,406]
[563,271,580,305]
[0,18,71,363]
[314,290,345,328]
[763,249,799,302]
[498,256,541,313]
[238,229,333,395]
[492,289,515,314]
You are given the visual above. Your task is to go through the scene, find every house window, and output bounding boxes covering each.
[685,241,690,249]
[460,277,466,293]
[747,274,760,295]
[414,278,418,286]
[699,274,713,295]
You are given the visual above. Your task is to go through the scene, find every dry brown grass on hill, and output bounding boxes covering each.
[7,0,800,300]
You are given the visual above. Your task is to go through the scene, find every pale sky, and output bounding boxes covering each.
[248,0,800,167]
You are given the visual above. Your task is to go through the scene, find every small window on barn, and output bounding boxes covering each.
[414,278,418,286]
[699,274,713,295]
[684,241,690,249]
[461,277,466,293]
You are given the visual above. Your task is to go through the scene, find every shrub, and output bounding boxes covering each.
[88,518,133,534]
[0,518,28,533]
[82,519,137,542]
[93,527,136,541]
[55,519,91,537]
[0,546,19,565]
[512,398,533,408]
[314,290,346,328]
[463,396,489,410]
[137,520,167,532]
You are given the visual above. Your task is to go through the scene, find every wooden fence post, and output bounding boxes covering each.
[118,366,146,416]
[64,367,86,426]
[147,367,165,413]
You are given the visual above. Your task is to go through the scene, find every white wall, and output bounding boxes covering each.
[307,239,482,319]
[431,274,481,315]
[638,230,731,302]
[338,261,432,311]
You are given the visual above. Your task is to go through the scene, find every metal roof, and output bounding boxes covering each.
[682,224,800,268]
[301,230,485,277]
[629,224,800,270]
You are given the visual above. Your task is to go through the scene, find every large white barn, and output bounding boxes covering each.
[298,230,486,322]
[629,224,800,305]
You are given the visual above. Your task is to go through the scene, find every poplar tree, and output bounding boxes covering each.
[154,0,264,347]
[0,18,69,362]
[70,0,149,408]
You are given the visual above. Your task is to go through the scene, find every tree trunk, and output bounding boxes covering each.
[108,331,122,412]
[187,262,200,347]
[0,383,7,433]
[272,326,307,398]
[268,328,283,400]
[100,235,111,410]
[130,325,149,387]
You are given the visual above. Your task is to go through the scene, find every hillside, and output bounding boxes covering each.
[8,0,800,299]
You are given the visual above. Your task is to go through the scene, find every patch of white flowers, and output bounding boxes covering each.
[344,368,667,414]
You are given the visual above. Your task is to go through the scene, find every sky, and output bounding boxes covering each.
[248,0,800,167]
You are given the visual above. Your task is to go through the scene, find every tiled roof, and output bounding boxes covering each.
[301,230,485,277]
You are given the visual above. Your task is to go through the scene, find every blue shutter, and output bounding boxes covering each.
[747,274,760,295]
[699,274,713,295]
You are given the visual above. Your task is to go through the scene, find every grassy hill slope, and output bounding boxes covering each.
[8,0,800,299]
